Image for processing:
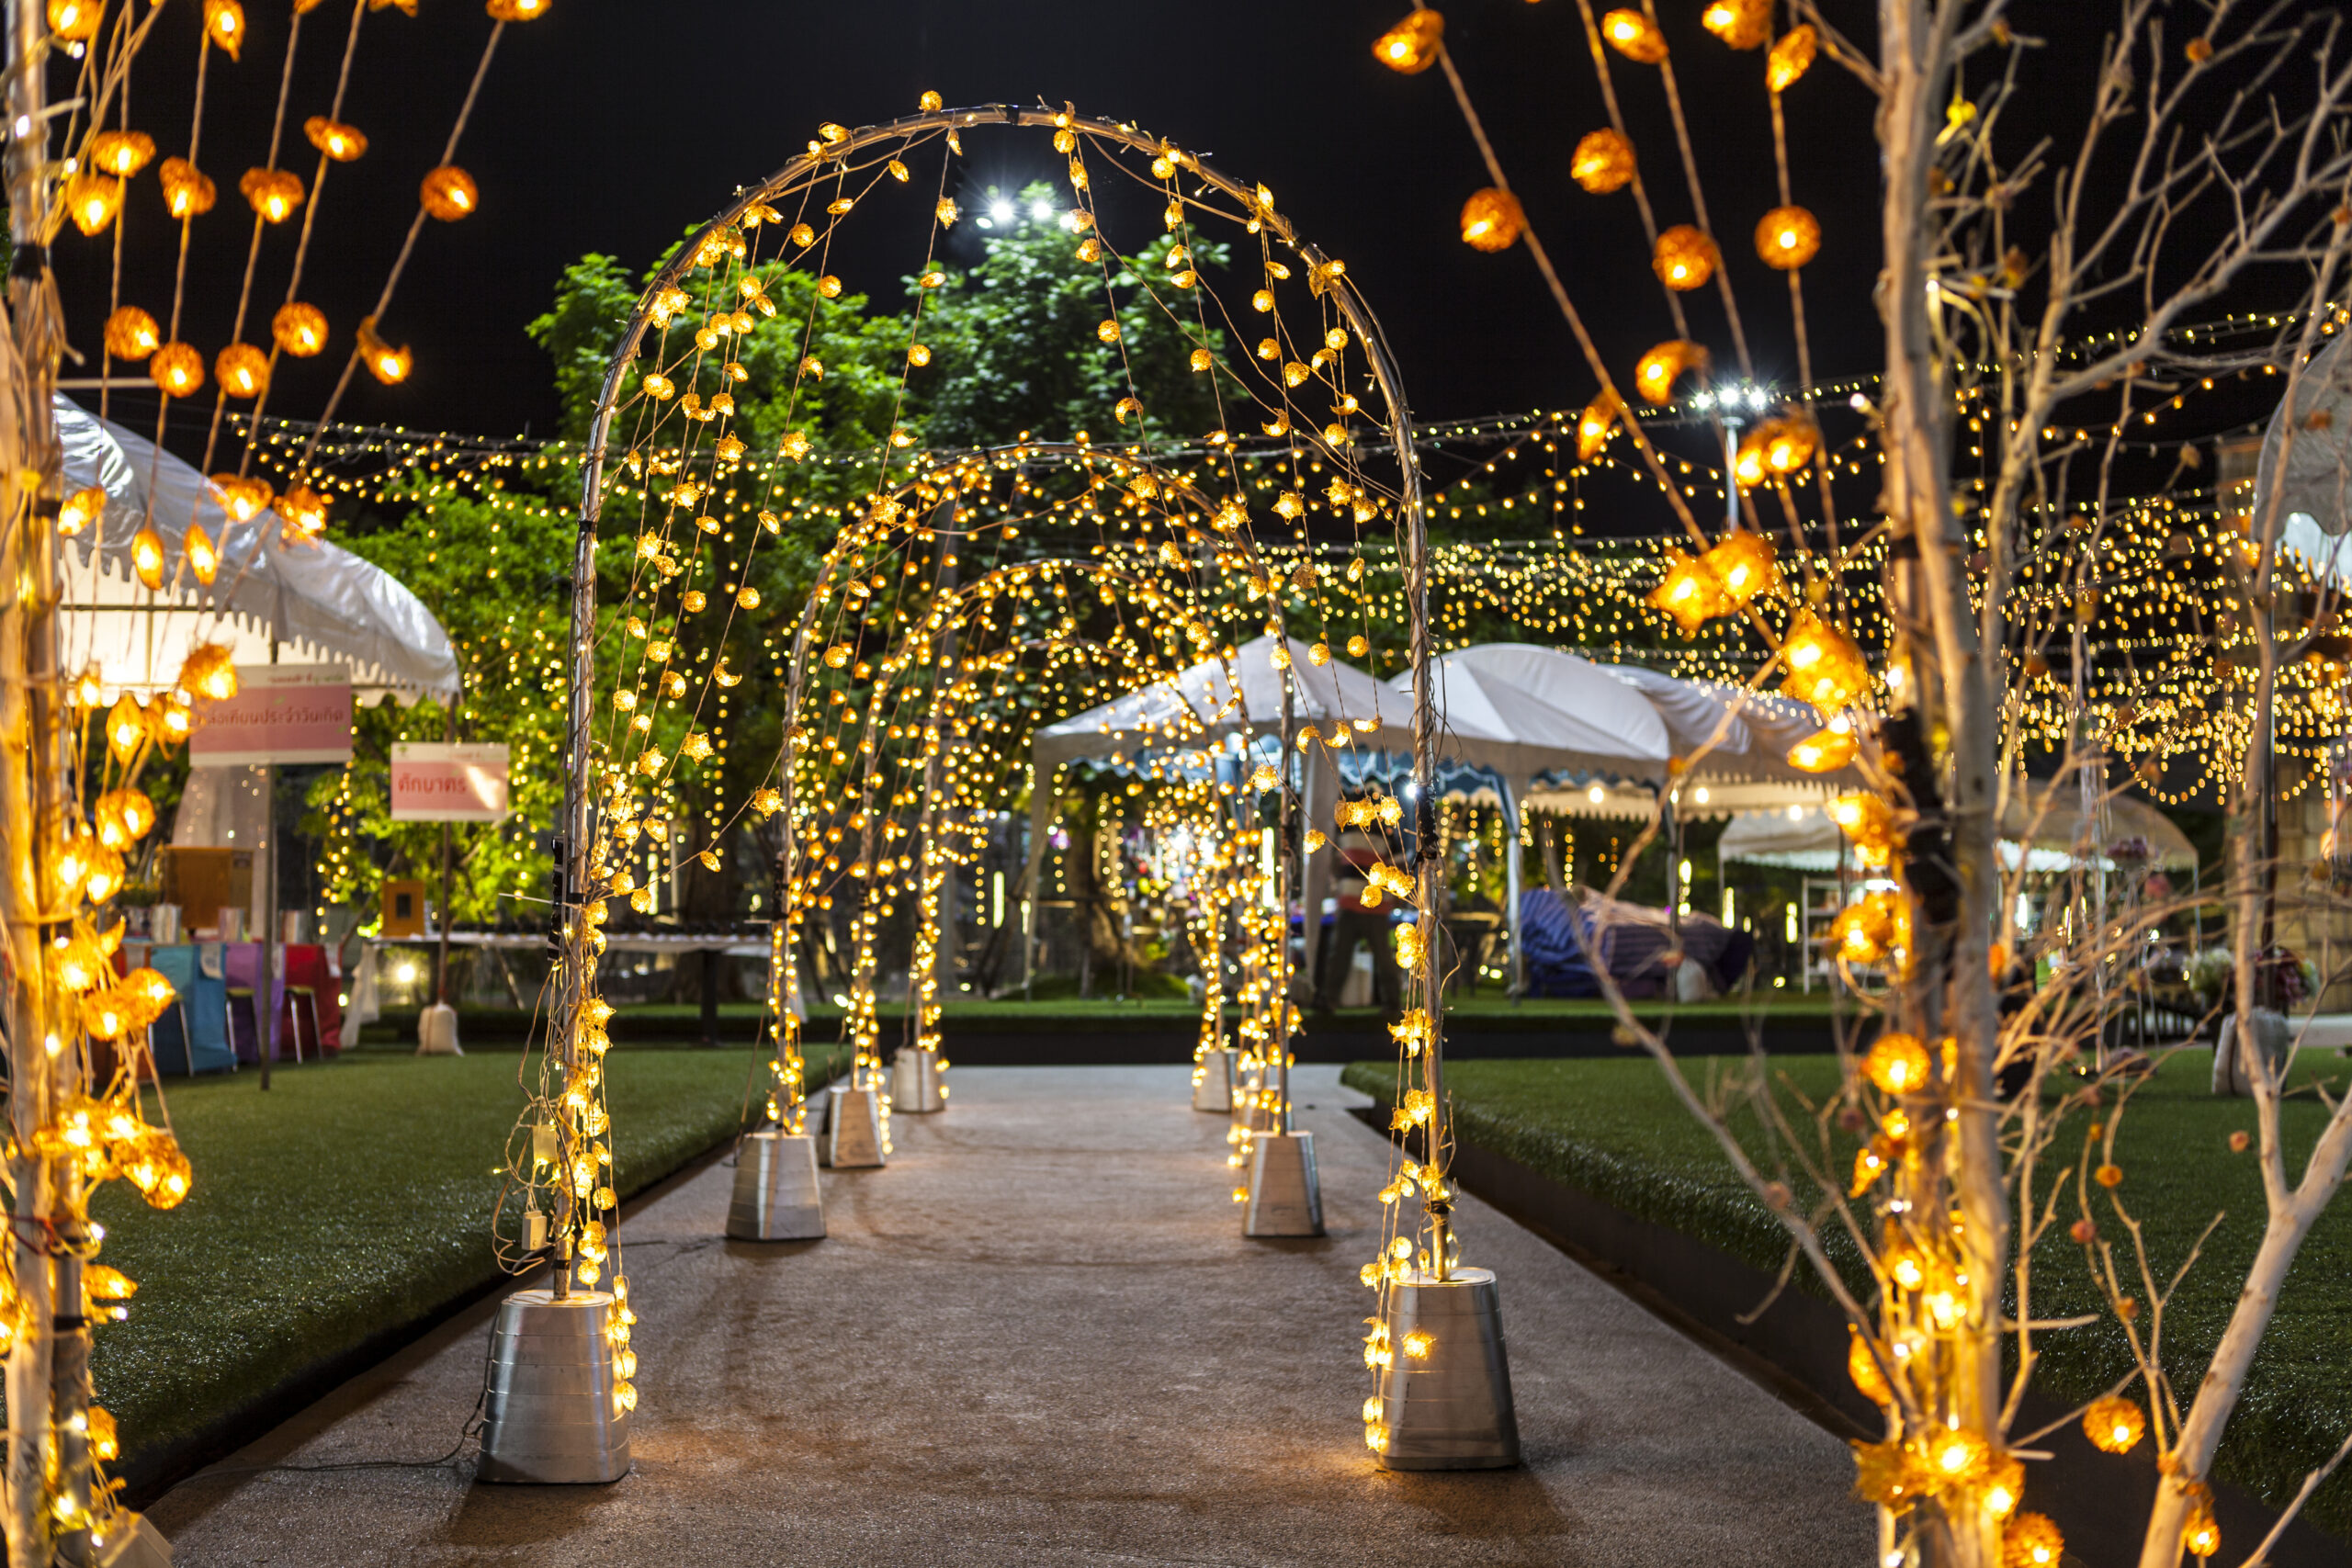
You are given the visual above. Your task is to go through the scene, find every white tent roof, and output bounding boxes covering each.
[1999,783,2199,869]
[56,397,458,705]
[1600,665,1859,791]
[1719,805,1846,868]
[1032,634,1412,768]
[1387,643,1671,784]
[1719,788,2198,873]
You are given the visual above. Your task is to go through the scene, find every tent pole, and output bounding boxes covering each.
[1504,777,1526,1002]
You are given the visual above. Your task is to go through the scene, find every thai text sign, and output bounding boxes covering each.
[390,742,511,822]
[189,664,353,766]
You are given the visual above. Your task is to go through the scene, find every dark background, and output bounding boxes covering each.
[49,3,2296,499]
[50,0,1900,450]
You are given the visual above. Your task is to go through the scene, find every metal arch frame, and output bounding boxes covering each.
[557,99,1446,1251]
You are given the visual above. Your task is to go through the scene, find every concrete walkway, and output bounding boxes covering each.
[148,1066,1871,1565]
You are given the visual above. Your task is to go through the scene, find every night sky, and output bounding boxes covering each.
[51,3,2265,476]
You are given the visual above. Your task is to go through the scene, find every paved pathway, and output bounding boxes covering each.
[147,1066,1871,1565]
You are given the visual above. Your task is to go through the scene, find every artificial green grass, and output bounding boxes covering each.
[1343,1050,2352,1538]
[89,1041,845,1473]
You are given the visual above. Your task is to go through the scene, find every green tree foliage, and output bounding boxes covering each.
[310,473,575,927]
[914,183,1232,449]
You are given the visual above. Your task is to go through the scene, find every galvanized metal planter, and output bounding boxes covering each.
[824,1085,887,1168]
[727,1130,825,1240]
[1192,1046,1236,1111]
[477,1288,632,1484]
[1244,1130,1324,1236]
[892,1049,944,1112]
[1375,1267,1521,1471]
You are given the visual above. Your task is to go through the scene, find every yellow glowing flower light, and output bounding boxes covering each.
[1785,724,1857,774]
[103,305,160,360]
[159,158,216,219]
[2083,1395,2145,1454]
[130,525,165,591]
[1829,894,1900,964]
[1779,609,1871,708]
[89,130,156,178]
[1602,7,1667,62]
[1634,339,1707,404]
[211,473,274,523]
[1576,391,1622,460]
[1756,204,1821,269]
[277,485,329,538]
[1700,529,1778,607]
[271,301,328,356]
[203,0,244,58]
[214,343,269,400]
[2004,1513,2063,1567]
[62,173,124,236]
[419,164,479,220]
[302,116,368,163]
[1767,24,1816,91]
[1648,547,1728,634]
[1458,187,1525,253]
[239,166,306,223]
[57,485,106,536]
[1702,0,1770,50]
[1652,225,1719,291]
[357,316,413,384]
[178,643,240,703]
[47,0,101,40]
[1863,1031,1930,1095]
[184,522,220,585]
[1570,128,1636,194]
[1372,8,1444,74]
[105,696,146,762]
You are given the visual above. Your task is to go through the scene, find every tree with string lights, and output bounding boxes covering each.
[1378,1,2352,1562]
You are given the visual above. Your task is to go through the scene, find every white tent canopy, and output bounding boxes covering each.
[1398,643,1673,784]
[56,396,458,705]
[1026,636,1410,990]
[1721,789,2198,874]
[1033,633,1413,770]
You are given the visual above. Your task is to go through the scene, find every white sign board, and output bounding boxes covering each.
[188,664,353,767]
[390,742,511,822]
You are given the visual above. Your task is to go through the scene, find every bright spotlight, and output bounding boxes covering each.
[395,962,417,984]
[1029,198,1054,221]
[990,199,1014,223]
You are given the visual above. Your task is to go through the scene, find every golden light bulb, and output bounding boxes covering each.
[203,0,244,57]
[89,130,155,178]
[57,485,106,536]
[1372,8,1444,73]
[214,343,269,399]
[130,525,165,590]
[419,164,478,220]
[1601,8,1667,63]
[302,116,368,162]
[1458,186,1525,252]
[159,159,216,219]
[239,166,305,223]
[1755,205,1821,270]
[63,173,124,236]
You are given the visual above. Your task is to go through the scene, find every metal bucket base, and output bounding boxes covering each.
[1229,1061,1268,1134]
[1375,1268,1521,1470]
[892,1050,945,1113]
[727,1131,825,1240]
[1192,1047,1236,1112]
[477,1289,632,1483]
[1245,1131,1324,1236]
[824,1087,887,1168]
[95,1510,170,1567]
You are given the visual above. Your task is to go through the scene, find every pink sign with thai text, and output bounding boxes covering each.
[390,742,511,822]
[189,664,354,766]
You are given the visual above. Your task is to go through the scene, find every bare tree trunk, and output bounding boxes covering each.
[1877,5,2007,1562]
